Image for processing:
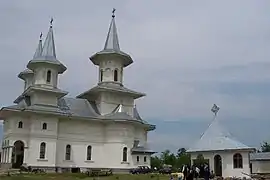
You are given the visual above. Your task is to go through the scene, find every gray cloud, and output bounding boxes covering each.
[1,0,270,150]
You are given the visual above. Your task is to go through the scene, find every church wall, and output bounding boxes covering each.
[26,138,57,167]
[1,114,149,169]
[99,92,134,115]
[190,151,251,178]
[251,160,270,174]
[24,77,34,90]
[31,92,58,106]
[33,66,58,89]
[99,58,123,83]
[132,155,151,167]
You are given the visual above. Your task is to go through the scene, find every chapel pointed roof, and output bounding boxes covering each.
[187,117,255,153]
[18,34,43,80]
[27,19,67,73]
[104,12,120,51]
[90,9,133,67]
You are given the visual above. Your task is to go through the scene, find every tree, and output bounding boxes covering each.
[150,156,162,169]
[261,141,270,152]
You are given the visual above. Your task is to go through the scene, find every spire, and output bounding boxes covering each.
[27,19,66,73]
[33,32,43,59]
[104,8,120,51]
[41,18,57,60]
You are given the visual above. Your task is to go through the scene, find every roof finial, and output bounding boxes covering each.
[112,8,116,18]
[50,17,53,27]
[39,32,43,40]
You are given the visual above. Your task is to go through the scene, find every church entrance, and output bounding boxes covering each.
[12,140,24,168]
[214,154,222,177]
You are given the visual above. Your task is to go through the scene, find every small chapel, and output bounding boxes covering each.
[0,11,155,172]
[187,110,256,178]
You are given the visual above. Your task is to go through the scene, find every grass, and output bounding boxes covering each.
[0,173,169,180]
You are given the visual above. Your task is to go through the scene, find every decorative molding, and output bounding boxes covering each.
[37,159,48,162]
[84,160,94,163]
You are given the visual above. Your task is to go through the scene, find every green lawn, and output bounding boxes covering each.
[0,173,169,180]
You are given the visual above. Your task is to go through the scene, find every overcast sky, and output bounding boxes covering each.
[1,0,270,152]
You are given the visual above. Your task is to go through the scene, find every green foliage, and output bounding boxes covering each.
[150,148,191,170]
[261,141,270,152]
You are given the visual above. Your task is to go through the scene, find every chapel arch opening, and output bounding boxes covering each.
[12,140,25,168]
[214,154,222,177]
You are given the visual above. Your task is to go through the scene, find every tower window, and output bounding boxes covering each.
[46,70,51,83]
[100,70,103,82]
[18,121,23,128]
[42,123,47,130]
[137,156,139,162]
[114,69,118,81]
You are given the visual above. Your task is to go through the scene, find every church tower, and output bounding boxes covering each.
[17,35,42,91]
[15,19,68,107]
[77,10,145,116]
[90,9,133,85]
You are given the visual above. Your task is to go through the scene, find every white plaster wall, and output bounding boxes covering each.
[99,58,123,84]
[33,66,58,88]
[31,91,58,106]
[190,151,251,178]
[251,161,270,174]
[24,76,34,90]
[26,138,57,167]
[132,155,151,167]
[1,113,149,169]
[98,92,134,115]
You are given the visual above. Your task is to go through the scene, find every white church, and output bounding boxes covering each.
[0,12,156,172]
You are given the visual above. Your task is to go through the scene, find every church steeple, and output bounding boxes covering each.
[41,19,57,60]
[33,32,43,59]
[90,9,133,85]
[103,9,120,52]
[27,18,66,74]
[18,33,44,92]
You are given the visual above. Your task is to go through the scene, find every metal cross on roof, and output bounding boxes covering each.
[112,8,116,18]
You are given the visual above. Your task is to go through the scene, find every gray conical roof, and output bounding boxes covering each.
[90,14,133,67]
[187,117,254,152]
[27,24,66,74]
[18,38,42,80]
[104,16,120,51]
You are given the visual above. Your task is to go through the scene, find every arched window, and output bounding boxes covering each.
[39,142,46,159]
[100,70,103,82]
[114,69,118,82]
[122,147,127,162]
[233,153,243,168]
[144,156,147,162]
[42,123,47,130]
[136,156,139,162]
[87,145,92,160]
[65,144,71,160]
[46,70,51,83]
[18,121,23,128]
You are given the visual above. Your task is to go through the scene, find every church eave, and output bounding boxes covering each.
[77,86,145,99]
[187,147,256,153]
[18,69,34,80]
[0,105,155,128]
[89,50,133,67]
[24,86,68,99]
[27,59,67,74]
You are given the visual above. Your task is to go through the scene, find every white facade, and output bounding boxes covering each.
[1,116,151,170]
[0,13,155,172]
[190,151,251,178]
